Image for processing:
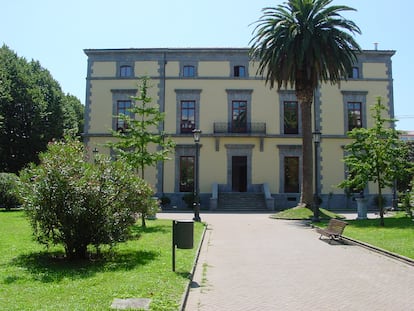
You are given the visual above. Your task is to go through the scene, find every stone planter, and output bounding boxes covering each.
[355,198,368,220]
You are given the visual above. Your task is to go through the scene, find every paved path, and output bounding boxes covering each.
[159,212,414,311]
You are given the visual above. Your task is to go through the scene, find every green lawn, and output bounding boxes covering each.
[271,206,345,220]
[0,211,204,311]
[343,213,414,260]
[273,207,414,260]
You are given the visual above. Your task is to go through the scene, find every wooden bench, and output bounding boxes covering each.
[316,219,348,243]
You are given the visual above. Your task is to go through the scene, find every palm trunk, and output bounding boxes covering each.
[297,85,314,208]
[300,100,314,207]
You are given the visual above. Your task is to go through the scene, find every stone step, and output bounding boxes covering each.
[218,192,268,211]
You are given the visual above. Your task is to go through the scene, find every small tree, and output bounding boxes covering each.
[108,77,175,226]
[18,136,154,260]
[339,97,413,226]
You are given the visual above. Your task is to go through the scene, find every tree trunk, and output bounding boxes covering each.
[141,213,146,227]
[378,184,385,227]
[65,243,88,260]
[297,85,314,208]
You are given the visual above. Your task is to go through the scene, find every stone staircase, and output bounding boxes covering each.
[217,192,268,212]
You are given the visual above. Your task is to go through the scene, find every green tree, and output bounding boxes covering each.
[0,45,84,173]
[250,0,361,216]
[108,77,175,226]
[0,172,20,210]
[63,94,84,136]
[18,136,154,260]
[339,97,413,226]
[396,140,414,193]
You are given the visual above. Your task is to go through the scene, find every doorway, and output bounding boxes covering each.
[232,156,247,192]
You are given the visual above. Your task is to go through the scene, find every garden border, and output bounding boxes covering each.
[179,223,208,311]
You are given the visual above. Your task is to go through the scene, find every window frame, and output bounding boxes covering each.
[347,101,363,131]
[283,101,299,134]
[116,100,132,132]
[231,100,248,133]
[180,100,196,133]
[279,90,301,135]
[350,67,359,79]
[175,89,202,134]
[233,65,246,77]
[341,91,367,134]
[182,65,196,77]
[120,65,133,77]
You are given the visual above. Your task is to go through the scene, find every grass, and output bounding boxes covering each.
[0,210,205,311]
[272,207,414,260]
[271,206,345,220]
[342,212,414,259]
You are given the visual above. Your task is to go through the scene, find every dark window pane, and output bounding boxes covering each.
[231,101,247,132]
[180,101,196,133]
[234,66,245,77]
[120,65,132,77]
[183,65,195,77]
[116,100,132,131]
[347,102,362,131]
[348,67,359,79]
[284,101,298,134]
[180,156,194,192]
[284,157,299,193]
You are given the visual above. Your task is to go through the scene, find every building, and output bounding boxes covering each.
[83,48,395,211]
[400,131,414,141]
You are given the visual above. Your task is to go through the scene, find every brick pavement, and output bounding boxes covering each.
[160,212,414,311]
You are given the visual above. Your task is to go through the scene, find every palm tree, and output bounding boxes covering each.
[250,0,361,215]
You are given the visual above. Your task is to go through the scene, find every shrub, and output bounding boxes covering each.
[0,173,20,210]
[160,195,171,208]
[182,193,196,209]
[18,136,154,260]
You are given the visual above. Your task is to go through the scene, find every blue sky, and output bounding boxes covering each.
[2,0,413,130]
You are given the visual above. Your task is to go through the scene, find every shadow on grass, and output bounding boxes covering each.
[272,207,345,221]
[175,271,192,279]
[8,248,158,283]
[130,222,171,235]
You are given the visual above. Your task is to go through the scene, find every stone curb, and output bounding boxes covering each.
[179,223,208,311]
[341,236,414,266]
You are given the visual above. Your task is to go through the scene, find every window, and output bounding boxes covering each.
[232,101,247,132]
[284,157,299,193]
[234,66,246,77]
[116,100,132,131]
[180,156,194,192]
[341,90,367,133]
[348,67,359,79]
[347,102,362,131]
[284,101,299,134]
[183,65,195,77]
[180,101,195,133]
[120,65,133,77]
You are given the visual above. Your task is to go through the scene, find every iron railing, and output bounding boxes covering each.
[213,122,266,134]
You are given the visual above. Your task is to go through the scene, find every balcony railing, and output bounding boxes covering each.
[213,122,266,135]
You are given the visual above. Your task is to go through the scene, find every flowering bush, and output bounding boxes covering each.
[18,136,154,260]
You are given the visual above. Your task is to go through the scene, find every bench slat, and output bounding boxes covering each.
[316,219,348,243]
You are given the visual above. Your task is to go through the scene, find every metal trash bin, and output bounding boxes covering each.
[173,220,194,249]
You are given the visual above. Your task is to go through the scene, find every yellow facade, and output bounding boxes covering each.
[84,48,395,210]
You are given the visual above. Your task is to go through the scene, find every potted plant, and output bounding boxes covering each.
[160,195,171,209]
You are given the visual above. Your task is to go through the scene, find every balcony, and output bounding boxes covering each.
[213,122,266,135]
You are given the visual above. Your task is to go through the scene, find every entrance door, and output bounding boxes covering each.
[232,156,247,192]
